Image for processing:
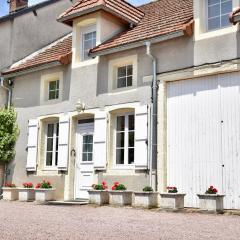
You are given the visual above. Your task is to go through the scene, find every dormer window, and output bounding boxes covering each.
[48,80,59,100]
[207,0,232,31]
[82,25,96,61]
[117,65,133,88]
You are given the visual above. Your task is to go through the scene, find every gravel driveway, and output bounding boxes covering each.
[0,201,240,240]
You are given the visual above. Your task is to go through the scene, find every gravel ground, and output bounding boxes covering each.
[0,201,240,240]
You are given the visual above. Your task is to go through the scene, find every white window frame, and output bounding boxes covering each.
[206,0,232,31]
[117,65,133,89]
[108,55,138,93]
[40,72,63,105]
[81,25,97,62]
[48,79,60,101]
[44,121,59,170]
[114,113,135,167]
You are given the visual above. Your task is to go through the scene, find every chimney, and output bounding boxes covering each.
[8,0,28,13]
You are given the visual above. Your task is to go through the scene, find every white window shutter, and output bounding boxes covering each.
[58,115,70,171]
[94,111,107,169]
[26,119,39,171]
[135,105,148,169]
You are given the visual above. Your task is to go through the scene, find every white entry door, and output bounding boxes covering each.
[167,72,240,209]
[75,121,94,200]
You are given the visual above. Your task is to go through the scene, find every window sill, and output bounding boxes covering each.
[195,25,237,41]
[72,57,99,68]
[108,87,137,95]
[112,165,135,170]
[41,99,62,106]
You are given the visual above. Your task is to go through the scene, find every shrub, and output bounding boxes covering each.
[0,108,19,163]
[92,181,108,190]
[23,182,33,188]
[111,182,127,191]
[4,183,16,188]
[167,186,178,193]
[206,186,218,194]
[143,186,153,192]
[35,180,52,189]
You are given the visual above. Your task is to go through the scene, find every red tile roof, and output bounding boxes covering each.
[58,0,144,25]
[2,35,72,76]
[2,0,194,76]
[90,0,193,55]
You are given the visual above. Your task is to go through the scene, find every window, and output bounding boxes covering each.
[82,30,96,60]
[82,134,93,162]
[116,114,135,165]
[48,80,59,100]
[117,65,133,88]
[207,0,232,31]
[45,122,59,168]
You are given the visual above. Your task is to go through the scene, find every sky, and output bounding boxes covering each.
[0,0,151,17]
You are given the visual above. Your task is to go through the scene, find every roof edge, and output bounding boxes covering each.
[90,30,186,57]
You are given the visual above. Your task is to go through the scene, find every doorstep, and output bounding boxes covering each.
[47,200,89,206]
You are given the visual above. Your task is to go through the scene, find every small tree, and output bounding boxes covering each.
[0,107,19,186]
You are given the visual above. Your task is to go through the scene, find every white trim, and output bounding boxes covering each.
[108,55,138,93]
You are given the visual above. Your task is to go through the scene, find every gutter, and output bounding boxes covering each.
[90,30,185,57]
[145,42,158,191]
[0,77,12,109]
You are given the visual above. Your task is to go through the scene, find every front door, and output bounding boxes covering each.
[75,121,94,200]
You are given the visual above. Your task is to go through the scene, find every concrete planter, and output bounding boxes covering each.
[35,188,55,202]
[2,188,18,201]
[160,193,186,209]
[109,191,133,206]
[134,192,159,209]
[18,188,35,201]
[88,190,109,205]
[197,194,225,213]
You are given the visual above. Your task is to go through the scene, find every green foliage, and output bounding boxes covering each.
[143,186,153,192]
[0,108,19,163]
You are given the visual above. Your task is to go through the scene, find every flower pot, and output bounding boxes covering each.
[35,188,55,202]
[108,191,133,206]
[2,188,18,201]
[134,192,159,209]
[18,188,35,201]
[88,190,109,205]
[160,193,186,209]
[197,194,225,213]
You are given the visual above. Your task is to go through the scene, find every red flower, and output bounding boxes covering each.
[112,186,116,190]
[114,182,119,186]
[36,183,41,189]
[103,185,108,189]
[102,181,107,186]
[213,188,218,193]
[210,186,214,189]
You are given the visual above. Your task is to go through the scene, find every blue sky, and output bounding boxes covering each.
[0,0,151,17]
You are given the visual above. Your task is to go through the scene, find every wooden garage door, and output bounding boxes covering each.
[167,72,240,209]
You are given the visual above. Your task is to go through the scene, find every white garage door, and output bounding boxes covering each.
[167,72,240,209]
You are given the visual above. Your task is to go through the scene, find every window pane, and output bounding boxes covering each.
[47,138,53,151]
[49,81,57,91]
[128,115,135,131]
[88,143,93,152]
[127,77,132,87]
[47,124,54,137]
[117,116,125,131]
[208,17,220,30]
[128,132,135,147]
[221,1,232,15]
[128,148,134,165]
[56,123,59,137]
[82,153,88,162]
[83,143,88,152]
[118,66,126,78]
[88,153,93,162]
[116,149,124,164]
[84,32,93,41]
[221,14,231,27]
[55,152,58,166]
[127,65,133,76]
[117,132,125,148]
[49,91,56,100]
[84,39,93,50]
[46,152,53,166]
[208,4,220,18]
[208,0,219,5]
[117,77,126,88]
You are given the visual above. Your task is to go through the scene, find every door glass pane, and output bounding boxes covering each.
[82,153,88,162]
[128,132,135,147]
[46,152,53,166]
[47,138,53,151]
[47,124,54,137]
[128,115,135,131]
[116,149,124,164]
[117,132,125,148]
[117,116,125,131]
[82,134,93,162]
[128,148,134,165]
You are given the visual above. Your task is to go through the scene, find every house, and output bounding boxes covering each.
[1,0,240,210]
[0,0,74,107]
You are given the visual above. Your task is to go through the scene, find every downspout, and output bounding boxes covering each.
[146,42,158,191]
[0,76,12,109]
